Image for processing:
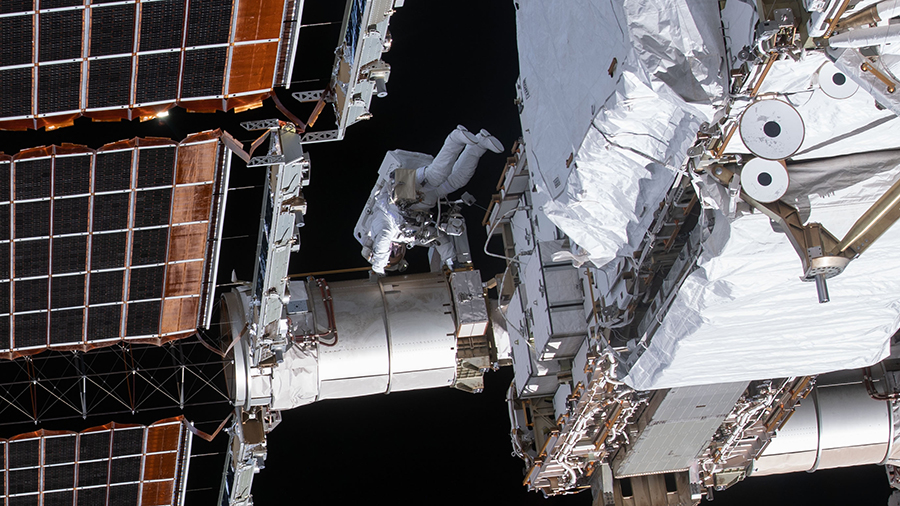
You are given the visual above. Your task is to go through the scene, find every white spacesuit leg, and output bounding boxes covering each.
[417,125,477,190]
[370,229,392,275]
[367,196,405,274]
[436,144,483,198]
[435,130,504,197]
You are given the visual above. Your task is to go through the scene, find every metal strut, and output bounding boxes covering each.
[742,173,900,302]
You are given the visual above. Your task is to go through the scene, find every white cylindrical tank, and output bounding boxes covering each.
[752,370,893,476]
[223,272,461,409]
[316,272,458,400]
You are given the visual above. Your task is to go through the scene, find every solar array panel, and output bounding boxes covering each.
[0,418,191,506]
[0,131,229,358]
[0,0,300,130]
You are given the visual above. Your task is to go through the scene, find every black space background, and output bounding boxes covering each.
[0,1,891,505]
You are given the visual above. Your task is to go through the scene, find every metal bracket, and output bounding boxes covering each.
[300,130,342,144]
[241,119,281,131]
[292,90,326,103]
[247,155,285,167]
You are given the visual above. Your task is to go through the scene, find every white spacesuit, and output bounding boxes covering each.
[364,125,503,274]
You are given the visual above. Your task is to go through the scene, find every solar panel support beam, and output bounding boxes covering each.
[241,119,281,131]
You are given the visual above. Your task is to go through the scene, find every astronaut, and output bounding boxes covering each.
[364,125,503,274]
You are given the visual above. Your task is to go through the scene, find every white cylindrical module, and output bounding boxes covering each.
[316,272,458,400]
[829,23,900,48]
[817,61,859,100]
[739,99,805,160]
[223,272,462,409]
[741,158,789,203]
[751,371,892,476]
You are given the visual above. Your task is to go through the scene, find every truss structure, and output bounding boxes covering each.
[0,335,231,430]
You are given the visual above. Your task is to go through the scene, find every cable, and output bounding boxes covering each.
[591,120,675,170]
[495,263,525,338]
[483,205,531,264]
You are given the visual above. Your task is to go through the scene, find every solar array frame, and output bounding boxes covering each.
[0,131,229,358]
[0,0,301,130]
[0,417,191,506]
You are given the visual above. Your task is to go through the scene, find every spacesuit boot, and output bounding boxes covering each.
[451,125,478,145]
[475,129,504,153]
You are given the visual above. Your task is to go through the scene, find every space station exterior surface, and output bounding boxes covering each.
[9,0,900,505]
[482,0,900,504]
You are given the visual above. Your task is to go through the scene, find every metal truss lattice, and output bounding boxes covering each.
[0,335,231,429]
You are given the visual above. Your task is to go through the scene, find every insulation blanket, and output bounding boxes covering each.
[724,51,900,160]
[271,345,319,409]
[515,0,725,267]
[625,156,900,390]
